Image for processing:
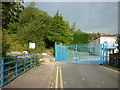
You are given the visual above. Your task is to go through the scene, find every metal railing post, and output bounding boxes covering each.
[15,56,18,77]
[24,55,26,72]
[76,44,78,63]
[30,54,32,68]
[55,45,58,61]
[100,44,104,65]
[34,54,36,65]
[1,58,4,86]
[106,49,108,64]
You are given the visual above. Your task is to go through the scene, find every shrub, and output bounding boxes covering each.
[50,47,54,55]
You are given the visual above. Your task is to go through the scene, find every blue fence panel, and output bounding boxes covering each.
[55,43,109,65]
[100,44,104,65]
[62,46,66,60]
[55,45,58,61]
[0,53,37,87]
[55,45,67,61]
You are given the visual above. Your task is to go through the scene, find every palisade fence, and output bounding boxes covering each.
[55,44,102,64]
[55,42,118,65]
[0,53,37,87]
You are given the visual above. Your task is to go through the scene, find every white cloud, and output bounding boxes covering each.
[83,27,118,34]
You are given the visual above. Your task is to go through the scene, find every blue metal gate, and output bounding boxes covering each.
[55,43,108,64]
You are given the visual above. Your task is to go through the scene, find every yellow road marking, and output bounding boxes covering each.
[55,66,59,89]
[60,66,63,89]
[99,66,119,73]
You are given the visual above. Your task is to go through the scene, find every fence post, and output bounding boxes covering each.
[15,56,18,77]
[104,42,108,64]
[60,45,62,61]
[1,58,4,86]
[100,44,104,65]
[55,45,58,61]
[103,44,105,65]
[30,54,32,68]
[76,44,78,63]
[34,54,36,65]
[24,55,26,72]
[105,49,108,64]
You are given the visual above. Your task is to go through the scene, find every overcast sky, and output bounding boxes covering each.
[22,1,118,34]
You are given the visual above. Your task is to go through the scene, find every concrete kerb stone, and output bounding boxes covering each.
[48,63,57,88]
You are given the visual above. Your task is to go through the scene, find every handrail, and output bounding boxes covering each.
[0,53,37,87]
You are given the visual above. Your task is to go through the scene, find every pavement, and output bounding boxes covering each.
[2,55,56,88]
[53,62,119,88]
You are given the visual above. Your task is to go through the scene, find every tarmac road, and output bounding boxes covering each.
[54,62,119,88]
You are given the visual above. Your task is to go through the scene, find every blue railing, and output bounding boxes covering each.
[0,53,37,87]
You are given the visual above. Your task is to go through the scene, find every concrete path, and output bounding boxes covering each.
[3,62,56,88]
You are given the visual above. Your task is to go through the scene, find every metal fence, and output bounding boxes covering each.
[55,43,109,65]
[0,53,37,87]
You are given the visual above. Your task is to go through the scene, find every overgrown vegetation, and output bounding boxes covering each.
[2,2,24,57]
[2,2,100,57]
[46,11,73,45]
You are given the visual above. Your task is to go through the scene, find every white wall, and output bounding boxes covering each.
[100,37,116,45]
[100,36,118,53]
[89,36,118,54]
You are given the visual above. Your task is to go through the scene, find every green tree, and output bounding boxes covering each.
[7,22,20,34]
[88,32,101,41]
[47,11,73,45]
[2,32,11,57]
[2,1,24,56]
[17,3,51,52]
[73,31,89,44]
[2,2,24,29]
[70,22,76,33]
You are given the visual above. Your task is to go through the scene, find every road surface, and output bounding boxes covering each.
[53,62,119,88]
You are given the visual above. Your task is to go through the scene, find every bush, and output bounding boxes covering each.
[35,54,43,66]
[50,47,54,55]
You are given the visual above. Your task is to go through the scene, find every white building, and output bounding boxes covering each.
[89,34,118,54]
